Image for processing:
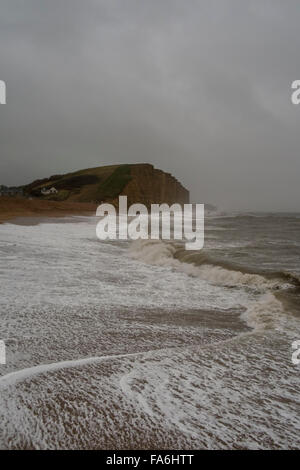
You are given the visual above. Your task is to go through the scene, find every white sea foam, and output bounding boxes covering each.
[241,293,287,332]
[129,239,290,290]
[0,217,299,450]
[0,351,149,389]
[128,239,298,333]
[0,220,253,314]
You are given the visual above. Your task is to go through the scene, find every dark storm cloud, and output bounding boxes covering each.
[1,0,300,210]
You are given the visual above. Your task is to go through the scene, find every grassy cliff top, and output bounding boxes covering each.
[23,164,133,203]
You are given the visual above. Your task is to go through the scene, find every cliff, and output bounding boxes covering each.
[117,164,189,206]
[21,164,189,207]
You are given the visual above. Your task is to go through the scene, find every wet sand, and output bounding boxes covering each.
[0,214,299,449]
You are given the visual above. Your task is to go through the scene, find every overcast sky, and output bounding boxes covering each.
[0,0,300,210]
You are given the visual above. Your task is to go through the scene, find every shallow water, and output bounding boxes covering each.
[0,213,299,449]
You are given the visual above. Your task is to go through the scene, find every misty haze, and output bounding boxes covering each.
[1,1,300,210]
[0,0,299,454]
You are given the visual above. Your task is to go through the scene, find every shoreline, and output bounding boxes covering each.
[0,197,98,224]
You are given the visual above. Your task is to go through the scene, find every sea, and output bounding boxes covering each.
[0,211,299,449]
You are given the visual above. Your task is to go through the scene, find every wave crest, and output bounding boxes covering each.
[129,239,295,332]
[129,239,293,290]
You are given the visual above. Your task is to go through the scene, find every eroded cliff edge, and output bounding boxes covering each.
[118,164,189,206]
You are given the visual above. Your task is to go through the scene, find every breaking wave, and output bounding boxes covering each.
[129,239,296,332]
[241,293,286,332]
[129,239,297,290]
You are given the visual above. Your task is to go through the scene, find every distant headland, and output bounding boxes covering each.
[2,163,189,207]
[0,164,190,223]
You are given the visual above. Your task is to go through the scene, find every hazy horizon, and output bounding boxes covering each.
[1,1,300,211]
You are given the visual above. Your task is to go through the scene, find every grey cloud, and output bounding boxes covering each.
[0,0,300,210]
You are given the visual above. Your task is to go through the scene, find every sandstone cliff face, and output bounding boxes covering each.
[116,164,189,207]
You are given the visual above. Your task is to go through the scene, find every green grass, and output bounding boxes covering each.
[45,190,70,201]
[97,165,132,201]
[23,164,133,202]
